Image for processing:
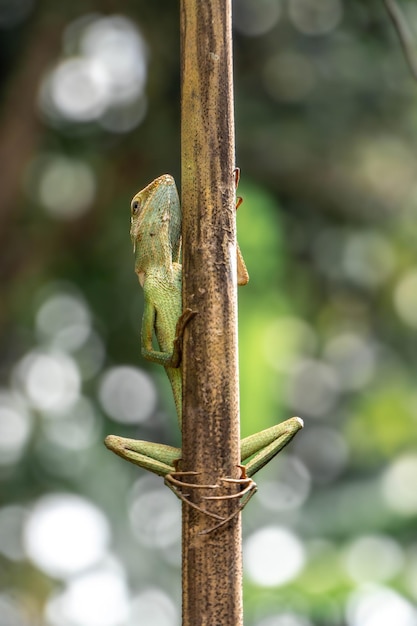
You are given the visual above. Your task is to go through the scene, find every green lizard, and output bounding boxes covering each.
[128,173,193,425]
[105,173,303,482]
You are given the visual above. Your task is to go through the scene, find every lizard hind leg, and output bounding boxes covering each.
[241,416,304,478]
[104,435,179,478]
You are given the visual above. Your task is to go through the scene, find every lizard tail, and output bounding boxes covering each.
[167,367,182,428]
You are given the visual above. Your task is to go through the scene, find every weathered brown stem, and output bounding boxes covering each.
[180,0,243,624]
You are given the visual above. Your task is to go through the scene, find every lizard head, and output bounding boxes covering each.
[130,174,181,275]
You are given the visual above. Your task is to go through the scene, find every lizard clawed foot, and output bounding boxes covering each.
[165,470,219,491]
[168,458,219,490]
[233,166,240,188]
[176,308,197,335]
[202,464,255,500]
[198,465,257,534]
[164,471,225,521]
[170,308,198,367]
[233,167,243,210]
[232,167,249,286]
[165,463,257,535]
[198,487,257,535]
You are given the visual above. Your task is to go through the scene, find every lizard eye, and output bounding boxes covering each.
[131,199,141,215]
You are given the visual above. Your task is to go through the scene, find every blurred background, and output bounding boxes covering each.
[1,0,417,624]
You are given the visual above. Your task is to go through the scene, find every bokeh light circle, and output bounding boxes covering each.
[346,584,417,626]
[344,534,404,583]
[15,349,81,414]
[46,563,130,626]
[98,366,157,424]
[244,526,305,586]
[24,493,110,578]
[382,454,417,515]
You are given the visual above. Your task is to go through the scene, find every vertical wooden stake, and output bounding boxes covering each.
[180,0,243,624]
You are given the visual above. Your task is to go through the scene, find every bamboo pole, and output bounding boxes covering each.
[180,0,243,624]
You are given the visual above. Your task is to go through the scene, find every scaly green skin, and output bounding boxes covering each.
[106,417,304,478]
[130,174,184,424]
[105,173,303,480]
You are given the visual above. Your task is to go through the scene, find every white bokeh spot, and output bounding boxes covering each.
[24,493,110,578]
[244,526,305,586]
[98,366,157,423]
[14,349,81,414]
[46,561,129,626]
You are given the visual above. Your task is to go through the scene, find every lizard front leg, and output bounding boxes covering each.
[141,298,195,368]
